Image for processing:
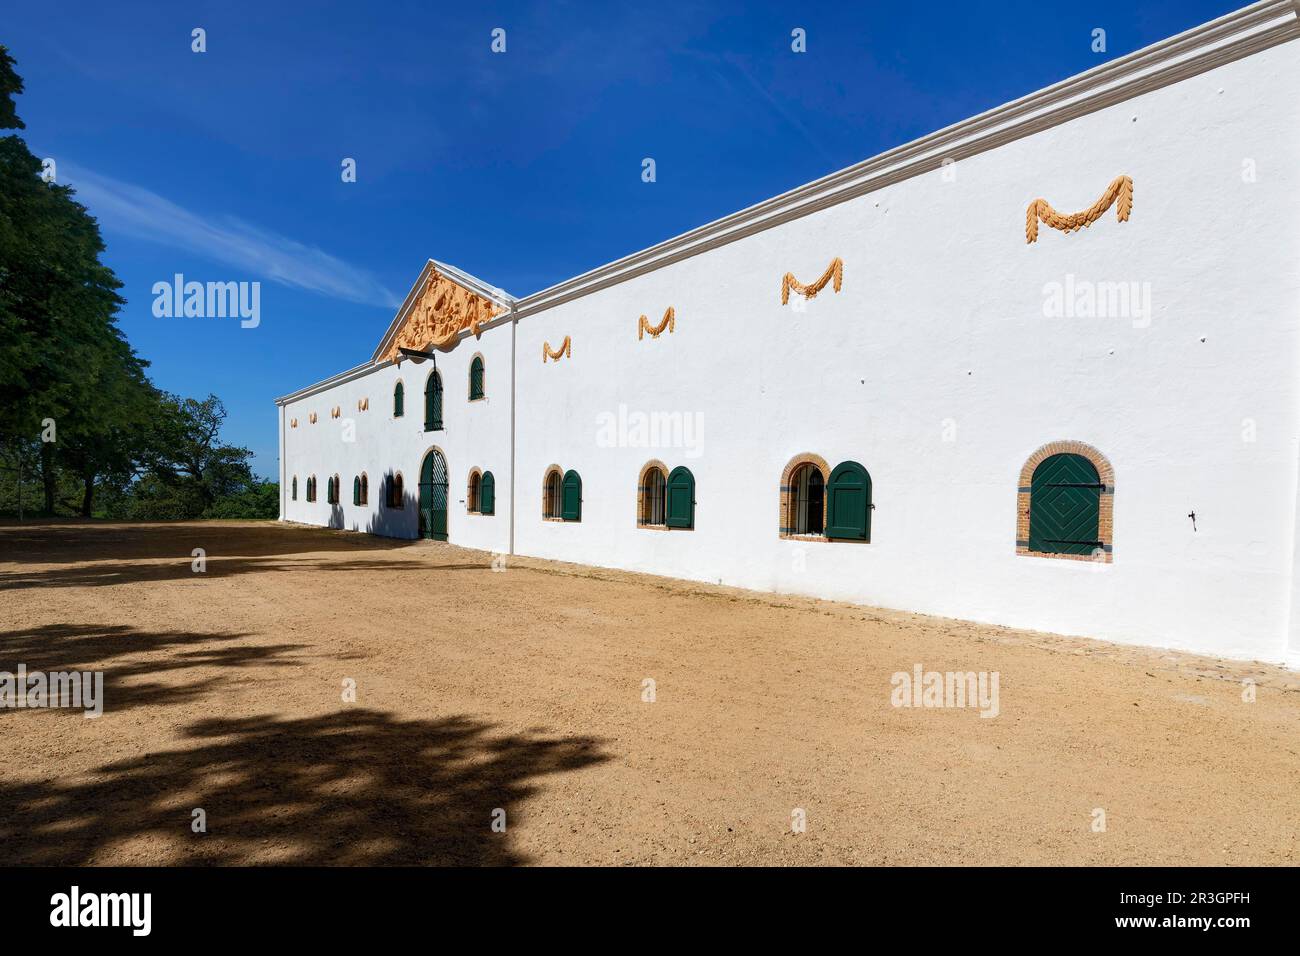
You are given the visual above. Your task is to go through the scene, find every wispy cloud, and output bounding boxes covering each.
[63,165,399,308]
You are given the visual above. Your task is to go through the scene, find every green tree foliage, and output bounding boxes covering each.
[0,46,272,521]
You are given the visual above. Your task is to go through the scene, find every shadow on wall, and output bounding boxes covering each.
[366,470,418,540]
[328,502,344,531]
[0,709,609,865]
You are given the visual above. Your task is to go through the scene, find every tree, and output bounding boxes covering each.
[0,44,139,515]
[134,394,258,517]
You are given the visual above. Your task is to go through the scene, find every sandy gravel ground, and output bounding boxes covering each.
[0,520,1296,866]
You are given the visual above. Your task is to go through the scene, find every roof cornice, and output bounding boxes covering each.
[277,1,1299,405]
[275,359,393,406]
[507,0,1300,319]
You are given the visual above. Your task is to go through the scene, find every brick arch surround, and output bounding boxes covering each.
[779,453,831,539]
[1016,440,1114,563]
[636,459,668,528]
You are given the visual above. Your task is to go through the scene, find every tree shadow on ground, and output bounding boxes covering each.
[0,519,420,566]
[0,623,309,715]
[0,709,609,865]
[0,556,487,591]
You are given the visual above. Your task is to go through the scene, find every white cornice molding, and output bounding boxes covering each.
[275,359,392,406]
[507,0,1299,319]
[278,0,1299,405]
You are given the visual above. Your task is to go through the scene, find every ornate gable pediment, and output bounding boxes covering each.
[383,267,502,362]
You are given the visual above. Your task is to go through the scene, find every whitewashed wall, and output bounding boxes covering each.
[511,42,1300,664]
[280,34,1300,665]
[280,321,513,556]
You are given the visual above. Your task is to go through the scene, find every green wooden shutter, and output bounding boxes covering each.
[1029,454,1102,555]
[666,466,695,529]
[826,461,870,541]
[470,356,484,399]
[561,470,582,521]
[394,382,404,417]
[353,476,361,506]
[291,477,297,501]
[481,471,495,515]
[425,372,443,431]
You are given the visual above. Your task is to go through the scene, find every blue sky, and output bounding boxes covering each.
[5,0,1239,477]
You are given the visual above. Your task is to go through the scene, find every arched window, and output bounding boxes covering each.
[826,461,871,541]
[291,476,298,501]
[543,467,563,519]
[638,461,668,527]
[331,475,341,504]
[469,355,485,400]
[359,472,368,506]
[353,475,361,506]
[480,472,495,516]
[307,475,317,502]
[424,371,443,431]
[666,466,695,529]
[779,455,830,539]
[393,380,404,418]
[789,463,824,535]
[388,472,405,509]
[562,470,582,522]
[1018,442,1113,561]
[467,469,482,513]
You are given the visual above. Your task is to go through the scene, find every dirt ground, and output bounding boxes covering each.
[0,520,1296,866]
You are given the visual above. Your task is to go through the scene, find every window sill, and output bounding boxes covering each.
[1016,546,1112,564]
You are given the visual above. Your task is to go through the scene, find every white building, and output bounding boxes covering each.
[277,0,1300,667]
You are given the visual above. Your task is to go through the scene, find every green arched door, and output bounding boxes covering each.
[419,449,448,540]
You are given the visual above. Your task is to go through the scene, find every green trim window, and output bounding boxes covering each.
[291,476,297,501]
[481,471,495,515]
[469,355,485,400]
[393,381,404,418]
[359,473,368,506]
[561,469,582,522]
[387,473,404,509]
[1028,454,1102,555]
[825,461,871,541]
[425,371,443,431]
[353,475,361,506]
[665,466,695,529]
[307,476,315,502]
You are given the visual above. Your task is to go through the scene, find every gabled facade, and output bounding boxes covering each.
[278,1,1300,666]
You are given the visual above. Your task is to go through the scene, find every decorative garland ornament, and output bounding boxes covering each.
[543,336,572,363]
[1025,175,1133,244]
[638,307,675,340]
[781,257,843,305]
